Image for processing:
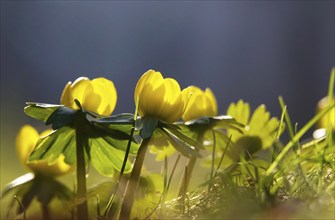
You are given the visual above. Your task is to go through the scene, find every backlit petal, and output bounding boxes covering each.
[60,77,117,116]
[135,70,185,123]
[69,77,92,109]
[135,70,163,102]
[60,82,73,107]
[182,86,218,121]
[89,78,117,116]
[205,88,218,115]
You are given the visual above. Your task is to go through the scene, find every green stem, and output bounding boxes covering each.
[104,126,135,219]
[178,132,204,196]
[119,138,150,220]
[266,103,334,175]
[76,127,89,220]
[41,204,50,220]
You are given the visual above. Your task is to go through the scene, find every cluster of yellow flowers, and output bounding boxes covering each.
[16,69,218,176]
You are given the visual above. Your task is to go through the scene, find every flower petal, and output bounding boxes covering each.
[60,82,73,107]
[16,125,39,165]
[135,70,184,122]
[181,86,218,121]
[27,154,73,176]
[90,78,117,116]
[205,88,218,115]
[69,77,92,109]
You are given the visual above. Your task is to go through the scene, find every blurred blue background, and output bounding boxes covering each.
[1,1,334,188]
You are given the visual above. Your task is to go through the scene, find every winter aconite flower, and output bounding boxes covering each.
[61,77,117,116]
[181,86,218,121]
[16,125,72,176]
[134,70,185,123]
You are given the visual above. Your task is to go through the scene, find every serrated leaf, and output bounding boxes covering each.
[227,100,250,125]
[161,126,201,158]
[103,135,139,154]
[29,126,76,165]
[24,103,63,122]
[149,129,176,161]
[90,137,132,176]
[163,124,203,150]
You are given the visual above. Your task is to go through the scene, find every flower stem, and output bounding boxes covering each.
[76,125,89,220]
[178,132,204,196]
[104,125,136,219]
[41,204,50,220]
[119,138,150,220]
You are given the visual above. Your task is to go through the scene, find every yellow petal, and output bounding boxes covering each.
[139,79,165,118]
[27,154,73,177]
[68,77,93,109]
[205,88,218,116]
[181,86,218,121]
[135,70,184,122]
[60,82,73,107]
[161,78,184,123]
[135,70,164,116]
[89,78,117,116]
[16,125,39,165]
[81,92,102,114]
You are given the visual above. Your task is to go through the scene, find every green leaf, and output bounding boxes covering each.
[89,137,132,176]
[161,125,202,158]
[227,100,250,125]
[29,126,76,165]
[89,122,140,154]
[226,136,263,161]
[149,128,176,161]
[139,117,159,139]
[103,135,139,154]
[86,113,134,125]
[24,102,63,122]
[184,115,244,133]
[46,106,77,130]
[163,123,203,150]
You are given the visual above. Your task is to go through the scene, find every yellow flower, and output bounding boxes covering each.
[61,77,117,116]
[181,86,218,121]
[16,125,73,176]
[134,70,185,123]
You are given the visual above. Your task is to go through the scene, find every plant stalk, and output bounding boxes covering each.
[41,204,50,220]
[104,125,135,219]
[75,125,89,220]
[119,138,150,220]
[178,132,204,196]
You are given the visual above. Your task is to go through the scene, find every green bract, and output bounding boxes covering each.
[137,117,202,160]
[24,101,139,176]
